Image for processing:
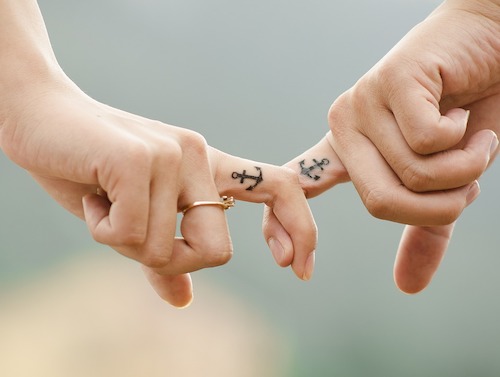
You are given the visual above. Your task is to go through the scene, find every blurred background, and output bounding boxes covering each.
[1,0,500,376]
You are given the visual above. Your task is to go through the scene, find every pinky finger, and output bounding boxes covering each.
[262,205,294,267]
[142,267,194,308]
[393,222,456,294]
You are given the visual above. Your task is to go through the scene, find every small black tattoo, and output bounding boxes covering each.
[232,166,263,191]
[299,158,330,181]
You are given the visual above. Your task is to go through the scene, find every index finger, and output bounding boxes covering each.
[328,128,480,226]
[381,64,468,155]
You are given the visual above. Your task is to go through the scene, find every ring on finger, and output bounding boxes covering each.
[181,196,235,215]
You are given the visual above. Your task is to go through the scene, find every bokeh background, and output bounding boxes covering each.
[1,1,500,376]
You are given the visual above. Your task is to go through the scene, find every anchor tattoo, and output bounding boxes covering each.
[299,158,330,181]
[232,166,264,191]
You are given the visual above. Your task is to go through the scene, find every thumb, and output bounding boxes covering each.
[393,222,456,294]
[262,205,294,267]
[82,193,112,236]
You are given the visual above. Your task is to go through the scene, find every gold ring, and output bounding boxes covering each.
[181,196,235,215]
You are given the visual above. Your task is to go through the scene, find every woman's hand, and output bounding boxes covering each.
[0,80,317,307]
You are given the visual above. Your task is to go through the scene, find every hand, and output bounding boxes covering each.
[327,0,500,226]
[317,0,500,291]
[266,0,500,291]
[0,0,316,307]
[0,79,317,307]
[263,133,475,293]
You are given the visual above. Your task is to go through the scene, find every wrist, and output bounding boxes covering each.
[442,0,500,22]
[0,0,69,125]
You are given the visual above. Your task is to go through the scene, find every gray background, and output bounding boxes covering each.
[2,1,500,376]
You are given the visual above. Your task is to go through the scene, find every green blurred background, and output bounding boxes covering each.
[1,1,500,376]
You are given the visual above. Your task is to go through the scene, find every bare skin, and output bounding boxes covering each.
[264,0,500,293]
[0,0,317,307]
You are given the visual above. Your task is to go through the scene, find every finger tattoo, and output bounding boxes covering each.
[299,158,330,181]
[231,166,264,191]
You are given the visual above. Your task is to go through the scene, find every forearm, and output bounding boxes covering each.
[0,0,66,122]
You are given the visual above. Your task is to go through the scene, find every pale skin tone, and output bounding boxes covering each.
[3,0,500,307]
[0,0,317,307]
[264,0,500,293]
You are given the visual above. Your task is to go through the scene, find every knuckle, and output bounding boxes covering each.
[201,240,234,267]
[362,187,393,220]
[89,231,107,245]
[179,130,208,158]
[438,208,460,225]
[140,248,172,269]
[328,92,354,135]
[406,130,438,155]
[266,167,300,204]
[437,196,465,225]
[123,130,184,170]
[161,138,183,163]
[376,61,397,88]
[328,95,345,132]
[206,250,233,267]
[116,228,148,247]
[122,139,154,168]
[278,166,300,187]
[375,57,410,94]
[363,186,462,226]
[149,134,183,166]
[427,204,461,226]
[328,83,373,141]
[400,161,433,192]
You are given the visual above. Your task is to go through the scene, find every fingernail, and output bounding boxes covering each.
[268,237,285,264]
[463,109,471,127]
[302,251,315,281]
[490,134,499,158]
[465,181,480,206]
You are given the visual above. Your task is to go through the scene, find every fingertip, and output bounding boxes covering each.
[289,219,317,280]
[465,180,480,207]
[268,237,293,267]
[172,289,194,309]
[302,250,315,281]
[393,223,455,295]
[263,206,294,267]
[394,270,428,295]
[165,291,194,309]
[82,193,111,238]
[82,193,109,218]
[489,131,499,159]
[164,274,194,309]
[425,107,469,153]
[445,107,470,131]
[143,268,194,308]
[400,107,469,155]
